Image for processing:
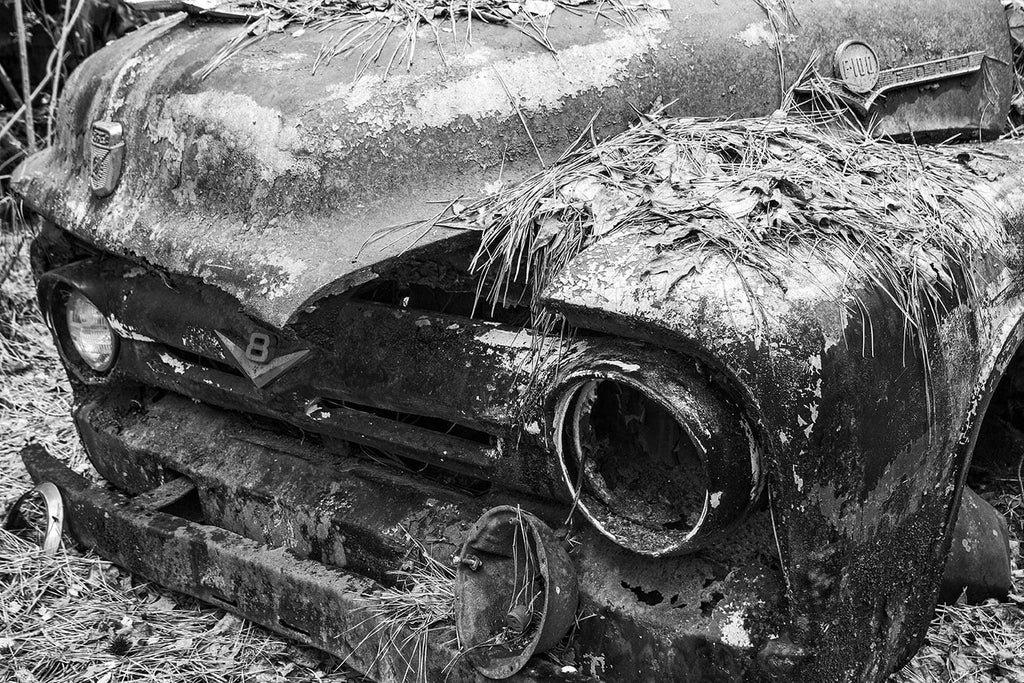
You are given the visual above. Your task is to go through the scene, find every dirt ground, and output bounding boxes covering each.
[0,242,1021,682]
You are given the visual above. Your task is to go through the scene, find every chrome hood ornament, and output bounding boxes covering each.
[89,121,125,198]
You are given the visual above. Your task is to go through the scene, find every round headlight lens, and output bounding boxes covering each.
[65,290,117,372]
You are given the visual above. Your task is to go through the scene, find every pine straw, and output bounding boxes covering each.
[0,230,83,508]
[348,536,457,683]
[1,246,358,682]
[411,110,1006,382]
[0,529,356,683]
[195,0,667,80]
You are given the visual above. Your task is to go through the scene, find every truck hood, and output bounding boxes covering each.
[12,0,1013,327]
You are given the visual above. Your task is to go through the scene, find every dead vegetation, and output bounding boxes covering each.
[893,465,1024,683]
[0,1,1022,680]
[412,108,1006,393]
[349,535,457,683]
[0,528,358,683]
[193,0,669,80]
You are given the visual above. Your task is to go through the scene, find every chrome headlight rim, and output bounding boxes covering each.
[552,359,762,557]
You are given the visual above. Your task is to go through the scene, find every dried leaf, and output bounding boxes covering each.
[532,215,565,252]
[522,0,554,15]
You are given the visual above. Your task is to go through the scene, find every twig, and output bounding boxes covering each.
[0,0,89,146]
[13,0,36,154]
[493,67,546,168]
[47,0,76,145]
[0,64,24,109]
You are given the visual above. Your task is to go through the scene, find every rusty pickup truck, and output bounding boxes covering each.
[8,0,1022,680]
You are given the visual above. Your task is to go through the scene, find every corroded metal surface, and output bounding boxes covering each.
[11,0,1012,328]
[455,506,580,679]
[541,142,1024,680]
[63,389,785,681]
[11,1,1024,681]
[19,445,474,683]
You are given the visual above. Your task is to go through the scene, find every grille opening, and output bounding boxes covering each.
[241,412,325,447]
[354,278,531,326]
[158,344,243,377]
[351,443,492,498]
[234,408,493,495]
[315,397,497,447]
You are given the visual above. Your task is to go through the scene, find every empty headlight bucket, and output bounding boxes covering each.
[63,289,118,372]
[552,357,762,557]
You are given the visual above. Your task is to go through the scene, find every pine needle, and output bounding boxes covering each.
[421,108,1006,390]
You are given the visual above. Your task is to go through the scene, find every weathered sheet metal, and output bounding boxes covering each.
[540,142,1024,680]
[11,0,1012,328]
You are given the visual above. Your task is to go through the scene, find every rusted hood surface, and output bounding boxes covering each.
[12,0,1012,327]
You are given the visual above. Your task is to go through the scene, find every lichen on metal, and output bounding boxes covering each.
[10,1,1024,681]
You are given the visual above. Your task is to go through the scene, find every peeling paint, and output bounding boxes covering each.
[720,608,752,648]
[159,91,311,182]
[401,21,668,131]
[157,351,188,375]
[108,316,155,343]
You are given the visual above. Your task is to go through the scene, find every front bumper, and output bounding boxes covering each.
[32,385,787,682]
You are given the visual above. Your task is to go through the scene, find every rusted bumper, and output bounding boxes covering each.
[20,444,599,683]
[28,385,787,682]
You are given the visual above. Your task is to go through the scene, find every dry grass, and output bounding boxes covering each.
[0,529,358,683]
[0,219,82,507]
[1,216,1023,681]
[892,472,1023,683]
[348,535,457,683]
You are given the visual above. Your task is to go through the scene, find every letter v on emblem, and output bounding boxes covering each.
[215,331,311,388]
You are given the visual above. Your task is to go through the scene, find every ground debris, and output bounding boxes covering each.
[0,526,357,682]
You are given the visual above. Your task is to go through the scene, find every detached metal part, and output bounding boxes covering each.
[44,386,787,681]
[3,481,65,553]
[9,0,1024,680]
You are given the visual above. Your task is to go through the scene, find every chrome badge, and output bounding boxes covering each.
[799,45,987,115]
[215,330,310,388]
[833,40,880,94]
[89,121,125,198]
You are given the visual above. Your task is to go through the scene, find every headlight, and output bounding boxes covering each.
[553,356,762,557]
[65,290,117,372]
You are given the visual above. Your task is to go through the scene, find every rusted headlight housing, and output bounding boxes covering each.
[553,358,762,557]
[65,290,117,372]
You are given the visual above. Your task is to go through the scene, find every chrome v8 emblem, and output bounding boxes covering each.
[215,330,310,388]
